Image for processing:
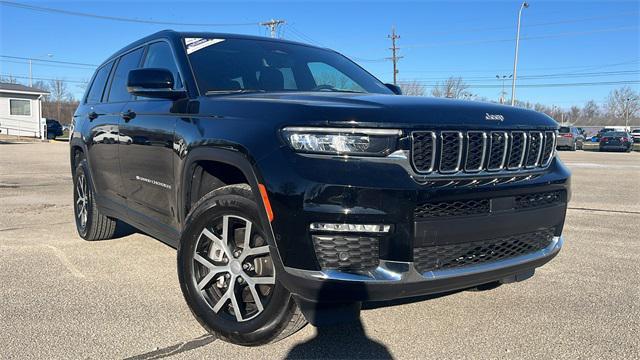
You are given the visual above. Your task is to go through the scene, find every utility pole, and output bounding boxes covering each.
[511,1,529,106]
[387,27,403,85]
[260,19,286,38]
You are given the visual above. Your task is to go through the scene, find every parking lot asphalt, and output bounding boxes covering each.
[1,142,638,359]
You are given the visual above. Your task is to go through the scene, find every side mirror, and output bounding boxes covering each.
[385,83,402,95]
[127,68,186,100]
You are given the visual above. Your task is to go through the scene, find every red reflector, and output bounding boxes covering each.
[562,133,573,138]
[622,137,628,142]
[602,137,609,142]
[258,184,274,222]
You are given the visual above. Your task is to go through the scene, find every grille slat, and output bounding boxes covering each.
[464,132,487,172]
[487,132,508,171]
[413,228,556,273]
[412,131,436,173]
[507,131,527,169]
[439,131,463,173]
[525,131,544,168]
[411,130,554,175]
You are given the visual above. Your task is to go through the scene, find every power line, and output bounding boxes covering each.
[403,26,638,48]
[0,58,98,70]
[387,27,403,85]
[400,59,640,74]
[0,74,88,84]
[405,70,640,82]
[417,12,639,36]
[0,55,97,67]
[0,0,258,26]
[405,80,640,88]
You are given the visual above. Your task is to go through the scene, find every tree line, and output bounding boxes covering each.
[398,77,640,127]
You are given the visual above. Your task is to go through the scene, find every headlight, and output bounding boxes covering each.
[282,127,401,156]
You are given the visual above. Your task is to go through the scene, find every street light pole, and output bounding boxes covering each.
[496,74,512,104]
[28,54,53,87]
[511,1,529,106]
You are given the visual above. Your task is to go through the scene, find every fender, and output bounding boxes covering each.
[177,146,277,251]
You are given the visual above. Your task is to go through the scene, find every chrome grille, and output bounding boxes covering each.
[411,130,556,175]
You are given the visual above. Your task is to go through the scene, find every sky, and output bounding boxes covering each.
[0,0,638,109]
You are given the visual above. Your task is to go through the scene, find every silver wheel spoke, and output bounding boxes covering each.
[229,283,244,321]
[244,276,265,312]
[241,245,270,260]
[212,281,233,313]
[250,276,275,285]
[242,219,252,250]
[201,228,233,259]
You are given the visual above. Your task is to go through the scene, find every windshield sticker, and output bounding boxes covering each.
[184,38,225,54]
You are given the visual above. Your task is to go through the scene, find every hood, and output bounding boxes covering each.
[200,92,558,130]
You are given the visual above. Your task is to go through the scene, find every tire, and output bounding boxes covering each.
[177,184,307,346]
[73,154,117,241]
[570,142,577,151]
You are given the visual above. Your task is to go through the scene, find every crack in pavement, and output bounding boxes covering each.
[567,207,640,215]
[124,334,217,360]
[0,221,73,232]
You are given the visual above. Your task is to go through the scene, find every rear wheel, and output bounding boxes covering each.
[72,154,117,240]
[177,184,306,345]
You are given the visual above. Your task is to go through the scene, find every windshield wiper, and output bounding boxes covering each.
[205,89,266,95]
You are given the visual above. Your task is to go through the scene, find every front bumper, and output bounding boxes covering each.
[256,145,570,302]
[281,236,562,302]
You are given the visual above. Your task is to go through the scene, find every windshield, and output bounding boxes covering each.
[184,37,392,95]
[603,132,627,137]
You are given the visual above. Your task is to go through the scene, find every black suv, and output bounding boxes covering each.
[70,31,570,345]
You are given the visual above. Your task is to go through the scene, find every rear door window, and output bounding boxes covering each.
[85,61,114,104]
[107,48,144,103]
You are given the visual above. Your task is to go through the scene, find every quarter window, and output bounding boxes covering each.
[107,48,144,103]
[85,61,113,104]
[9,99,31,116]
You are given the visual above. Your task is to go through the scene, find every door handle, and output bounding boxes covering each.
[121,110,136,122]
[88,111,98,121]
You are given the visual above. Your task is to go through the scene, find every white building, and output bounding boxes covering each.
[0,83,49,138]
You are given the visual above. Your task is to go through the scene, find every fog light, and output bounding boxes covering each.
[309,223,391,233]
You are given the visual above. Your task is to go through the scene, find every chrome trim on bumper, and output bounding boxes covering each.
[284,235,563,283]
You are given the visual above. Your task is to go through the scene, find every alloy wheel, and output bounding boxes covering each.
[192,215,275,322]
[75,173,89,229]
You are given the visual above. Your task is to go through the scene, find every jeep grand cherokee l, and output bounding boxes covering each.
[70,30,570,345]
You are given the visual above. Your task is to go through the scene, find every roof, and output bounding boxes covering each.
[0,82,50,95]
[102,29,325,67]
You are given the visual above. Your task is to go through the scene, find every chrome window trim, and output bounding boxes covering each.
[464,131,487,173]
[525,131,544,168]
[439,131,463,174]
[411,131,436,174]
[284,236,563,283]
[487,131,509,171]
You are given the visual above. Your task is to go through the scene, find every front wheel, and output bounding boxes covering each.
[177,184,306,346]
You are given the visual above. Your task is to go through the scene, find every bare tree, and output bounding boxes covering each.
[606,86,640,127]
[0,75,18,84]
[569,106,581,123]
[581,100,600,124]
[431,77,469,99]
[398,80,425,96]
[48,79,73,122]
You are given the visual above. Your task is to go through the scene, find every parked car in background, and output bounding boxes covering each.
[631,129,640,143]
[594,127,628,142]
[557,126,584,151]
[46,119,63,139]
[599,131,634,152]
